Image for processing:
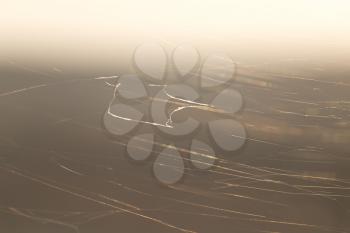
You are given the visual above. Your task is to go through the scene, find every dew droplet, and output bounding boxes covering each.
[153,147,184,185]
[134,43,167,81]
[190,139,216,169]
[103,104,143,136]
[172,44,199,77]
[201,54,236,88]
[209,119,246,152]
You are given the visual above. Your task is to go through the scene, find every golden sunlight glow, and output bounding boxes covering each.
[1,0,350,61]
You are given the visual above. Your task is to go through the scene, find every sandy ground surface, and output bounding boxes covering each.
[0,57,350,233]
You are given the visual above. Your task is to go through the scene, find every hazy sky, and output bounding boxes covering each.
[1,0,350,63]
